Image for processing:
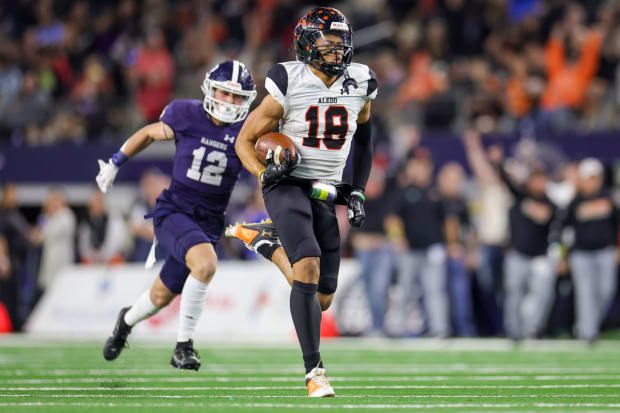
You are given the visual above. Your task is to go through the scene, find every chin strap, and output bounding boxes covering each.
[311,56,358,94]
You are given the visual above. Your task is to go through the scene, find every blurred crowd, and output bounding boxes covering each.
[0,168,171,331]
[341,132,619,341]
[2,0,620,147]
[1,0,620,338]
[1,133,619,340]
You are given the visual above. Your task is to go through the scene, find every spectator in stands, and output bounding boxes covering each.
[562,158,619,342]
[438,162,477,337]
[128,168,170,262]
[394,18,458,130]
[30,189,76,296]
[0,48,23,126]
[350,166,394,337]
[540,4,604,129]
[39,106,87,145]
[504,56,536,120]
[395,18,449,107]
[70,54,115,138]
[386,150,449,338]
[579,78,617,132]
[462,131,510,335]
[2,0,620,143]
[0,71,50,143]
[79,191,127,264]
[130,28,174,123]
[496,157,557,340]
[34,0,65,48]
[546,162,579,210]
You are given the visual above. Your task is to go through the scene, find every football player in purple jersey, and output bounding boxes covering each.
[96,60,256,370]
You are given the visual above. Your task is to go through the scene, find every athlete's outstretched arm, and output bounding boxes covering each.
[118,122,174,158]
[235,94,283,177]
[96,121,174,193]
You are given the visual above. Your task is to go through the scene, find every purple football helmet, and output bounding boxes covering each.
[201,60,257,124]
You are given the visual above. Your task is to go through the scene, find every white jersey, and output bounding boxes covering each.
[265,61,378,182]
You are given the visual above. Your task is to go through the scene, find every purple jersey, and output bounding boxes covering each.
[159,99,243,215]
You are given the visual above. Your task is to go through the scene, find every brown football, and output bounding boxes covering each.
[255,132,298,166]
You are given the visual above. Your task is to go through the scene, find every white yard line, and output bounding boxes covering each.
[1,401,620,409]
[3,375,620,384]
[2,365,620,376]
[2,384,620,391]
[1,393,619,399]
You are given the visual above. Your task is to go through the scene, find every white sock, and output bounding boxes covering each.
[177,275,208,342]
[124,290,159,326]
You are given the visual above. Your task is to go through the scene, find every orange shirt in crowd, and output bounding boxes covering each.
[541,30,603,111]
[395,52,436,105]
[135,47,174,122]
[505,76,532,118]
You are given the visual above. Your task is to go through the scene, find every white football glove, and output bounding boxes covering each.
[96,159,119,193]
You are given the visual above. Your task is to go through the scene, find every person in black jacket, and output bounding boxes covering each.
[386,151,449,338]
[0,183,31,331]
[497,161,557,340]
[562,158,618,342]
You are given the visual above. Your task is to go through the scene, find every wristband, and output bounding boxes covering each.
[351,190,366,201]
[111,151,129,167]
[309,181,337,201]
[258,168,266,184]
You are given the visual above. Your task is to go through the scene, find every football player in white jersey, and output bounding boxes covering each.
[230,7,377,397]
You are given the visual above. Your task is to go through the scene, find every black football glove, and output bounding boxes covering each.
[347,189,365,227]
[259,149,298,186]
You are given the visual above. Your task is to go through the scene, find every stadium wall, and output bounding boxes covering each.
[25,260,360,341]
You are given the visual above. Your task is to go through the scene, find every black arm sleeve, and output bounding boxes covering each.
[351,119,373,192]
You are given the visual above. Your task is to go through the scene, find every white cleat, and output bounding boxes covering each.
[305,367,335,398]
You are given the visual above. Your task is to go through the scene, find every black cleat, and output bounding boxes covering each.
[103,307,133,361]
[170,340,201,371]
[225,219,281,255]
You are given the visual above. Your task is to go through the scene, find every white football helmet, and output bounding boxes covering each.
[201,60,257,124]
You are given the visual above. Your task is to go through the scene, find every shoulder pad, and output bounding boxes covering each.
[266,64,288,97]
[347,63,378,97]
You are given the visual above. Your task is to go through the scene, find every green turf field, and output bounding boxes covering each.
[1,337,620,412]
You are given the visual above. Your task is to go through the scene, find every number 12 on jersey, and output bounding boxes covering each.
[302,105,349,150]
[186,147,227,186]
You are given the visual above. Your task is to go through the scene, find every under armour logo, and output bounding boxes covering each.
[262,230,273,237]
[224,134,235,143]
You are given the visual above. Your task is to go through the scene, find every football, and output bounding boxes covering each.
[255,132,298,166]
